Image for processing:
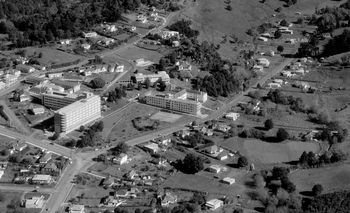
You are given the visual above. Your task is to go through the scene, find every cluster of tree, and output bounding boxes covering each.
[109,142,129,156]
[239,127,289,142]
[167,19,199,38]
[107,86,127,102]
[299,150,346,168]
[283,0,297,7]
[132,116,159,131]
[317,120,348,144]
[313,6,350,33]
[0,0,141,48]
[174,153,204,174]
[322,29,350,56]
[303,190,350,213]
[77,121,104,147]
[90,78,106,89]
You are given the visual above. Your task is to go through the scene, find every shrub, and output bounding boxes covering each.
[276,128,289,141]
[90,77,105,88]
[312,184,323,196]
[264,119,274,130]
[237,156,248,168]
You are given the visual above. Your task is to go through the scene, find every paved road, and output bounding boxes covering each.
[0,127,72,157]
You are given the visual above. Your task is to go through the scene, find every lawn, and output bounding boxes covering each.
[150,111,183,123]
[24,47,84,66]
[0,191,23,213]
[243,140,320,164]
[290,161,350,194]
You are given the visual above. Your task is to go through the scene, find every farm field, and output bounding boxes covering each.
[290,161,350,194]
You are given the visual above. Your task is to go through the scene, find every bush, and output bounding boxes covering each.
[180,153,204,174]
[264,119,274,130]
[237,156,248,168]
[312,184,323,196]
[90,78,105,88]
[276,128,289,141]
[277,45,284,53]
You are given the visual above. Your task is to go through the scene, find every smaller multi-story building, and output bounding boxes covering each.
[133,71,170,84]
[42,92,77,110]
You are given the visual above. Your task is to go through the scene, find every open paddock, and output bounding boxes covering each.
[243,140,320,164]
[150,111,182,123]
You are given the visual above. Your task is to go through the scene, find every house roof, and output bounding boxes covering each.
[179,70,193,79]
[43,161,59,171]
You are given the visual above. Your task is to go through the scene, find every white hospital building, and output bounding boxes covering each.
[54,93,101,134]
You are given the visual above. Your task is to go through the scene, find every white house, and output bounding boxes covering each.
[115,65,124,73]
[205,199,224,210]
[225,112,240,121]
[60,39,72,45]
[83,32,98,38]
[261,33,271,38]
[257,58,270,67]
[81,43,91,50]
[268,82,281,88]
[286,38,296,44]
[143,143,160,154]
[280,29,293,34]
[207,165,222,173]
[69,204,85,213]
[113,153,128,165]
[221,177,235,185]
[31,107,45,115]
[25,196,45,208]
[160,30,180,39]
[253,65,264,72]
[31,174,52,184]
[137,15,148,23]
[258,36,268,42]
[16,64,35,73]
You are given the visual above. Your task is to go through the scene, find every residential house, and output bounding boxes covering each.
[102,196,124,207]
[81,43,91,50]
[161,192,177,206]
[260,33,272,38]
[157,138,171,146]
[268,82,281,88]
[115,188,139,198]
[215,124,231,133]
[31,174,52,184]
[47,72,63,79]
[179,70,193,81]
[177,61,192,71]
[69,204,85,213]
[253,65,264,72]
[285,38,296,44]
[161,30,180,39]
[221,177,235,185]
[16,64,35,73]
[41,161,60,176]
[83,32,98,38]
[19,94,31,102]
[113,153,128,165]
[0,170,4,179]
[11,142,27,153]
[207,165,222,173]
[137,15,147,23]
[206,145,222,155]
[115,64,124,73]
[25,196,45,208]
[31,107,45,115]
[39,152,52,164]
[280,29,293,34]
[224,112,240,121]
[177,129,190,139]
[216,151,228,161]
[258,37,268,42]
[172,41,180,47]
[205,199,224,210]
[142,142,161,154]
[257,58,270,67]
[130,26,137,32]
[60,39,71,45]
[102,175,115,188]
[125,170,137,180]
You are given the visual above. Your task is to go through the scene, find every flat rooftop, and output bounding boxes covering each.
[56,94,99,114]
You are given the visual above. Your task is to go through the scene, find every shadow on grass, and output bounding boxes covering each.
[261,136,284,143]
[300,191,314,197]
[254,126,268,131]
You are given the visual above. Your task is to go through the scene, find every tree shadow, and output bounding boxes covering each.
[254,126,268,131]
[261,136,283,143]
[254,207,265,212]
[245,180,256,189]
[300,191,314,197]
[226,163,239,168]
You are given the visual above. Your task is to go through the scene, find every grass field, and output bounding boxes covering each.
[150,111,183,123]
[0,191,23,212]
[23,47,83,66]
[244,140,320,164]
[290,161,350,194]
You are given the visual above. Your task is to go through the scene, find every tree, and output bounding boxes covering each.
[181,153,204,174]
[253,174,266,188]
[158,58,166,70]
[280,19,289,27]
[110,142,129,156]
[237,156,248,168]
[158,80,167,91]
[264,119,274,130]
[312,184,323,196]
[277,45,284,53]
[226,5,232,11]
[0,192,5,202]
[274,30,282,39]
[90,78,105,88]
[276,128,289,141]
[144,77,151,89]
